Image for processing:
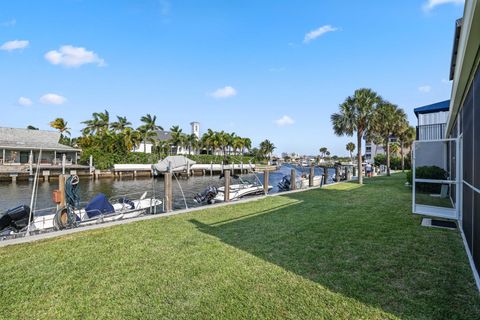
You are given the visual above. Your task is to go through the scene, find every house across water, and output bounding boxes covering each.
[0,127,85,181]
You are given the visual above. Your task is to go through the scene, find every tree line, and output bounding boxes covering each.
[47,111,276,168]
[330,88,416,184]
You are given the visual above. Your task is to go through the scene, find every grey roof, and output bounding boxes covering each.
[154,130,173,141]
[0,127,80,151]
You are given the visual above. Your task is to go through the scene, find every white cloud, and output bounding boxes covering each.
[17,97,32,106]
[40,93,67,105]
[0,40,29,51]
[304,25,338,43]
[423,0,464,11]
[45,45,105,67]
[1,19,16,27]
[275,115,295,126]
[418,85,432,93]
[210,86,237,99]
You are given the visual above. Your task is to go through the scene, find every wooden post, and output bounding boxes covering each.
[335,166,341,182]
[290,168,296,191]
[62,154,66,175]
[224,170,231,202]
[89,155,93,174]
[58,174,66,208]
[210,161,213,176]
[263,171,270,194]
[164,172,173,212]
[309,166,314,187]
[322,167,329,185]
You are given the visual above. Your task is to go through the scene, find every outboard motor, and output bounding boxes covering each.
[194,186,218,204]
[0,205,32,233]
[277,175,291,192]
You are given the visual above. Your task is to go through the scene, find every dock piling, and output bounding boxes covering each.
[290,169,296,191]
[263,171,269,194]
[164,172,173,212]
[322,167,329,185]
[309,166,314,187]
[224,170,231,202]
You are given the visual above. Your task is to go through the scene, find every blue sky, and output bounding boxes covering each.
[0,0,465,155]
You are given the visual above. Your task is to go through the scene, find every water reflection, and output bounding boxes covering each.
[0,165,335,212]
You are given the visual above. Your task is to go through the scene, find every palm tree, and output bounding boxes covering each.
[49,118,71,136]
[122,127,142,151]
[369,101,407,176]
[242,138,252,155]
[331,88,381,184]
[170,125,183,154]
[259,139,276,160]
[232,137,244,155]
[138,114,162,153]
[319,147,328,158]
[111,116,132,133]
[397,125,416,172]
[82,110,109,135]
[346,142,355,163]
[186,134,199,155]
[390,142,400,156]
[140,114,162,132]
[201,129,215,155]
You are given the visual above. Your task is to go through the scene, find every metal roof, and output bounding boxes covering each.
[414,100,450,117]
[0,127,81,151]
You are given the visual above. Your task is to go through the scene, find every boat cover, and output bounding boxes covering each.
[85,193,115,218]
[152,156,196,173]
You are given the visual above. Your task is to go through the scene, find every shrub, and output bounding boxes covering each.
[374,154,411,170]
[411,166,448,193]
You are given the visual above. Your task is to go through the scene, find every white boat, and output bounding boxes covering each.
[299,176,323,188]
[31,193,162,231]
[214,183,273,202]
[152,155,196,174]
[0,192,162,236]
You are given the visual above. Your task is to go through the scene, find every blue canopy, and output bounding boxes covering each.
[414,100,450,117]
[85,193,115,218]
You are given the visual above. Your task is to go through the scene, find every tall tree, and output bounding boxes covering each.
[138,114,162,153]
[397,125,416,172]
[319,147,328,158]
[331,88,381,184]
[369,101,407,176]
[259,139,276,160]
[111,116,132,133]
[49,118,71,136]
[346,142,355,163]
[170,125,183,154]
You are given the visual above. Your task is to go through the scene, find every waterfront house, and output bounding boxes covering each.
[412,0,480,289]
[0,127,81,167]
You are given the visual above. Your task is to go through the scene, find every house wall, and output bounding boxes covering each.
[418,111,449,126]
[446,0,480,285]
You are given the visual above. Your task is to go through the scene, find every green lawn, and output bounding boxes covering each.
[1,174,479,319]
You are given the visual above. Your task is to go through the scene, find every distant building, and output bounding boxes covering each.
[133,122,200,155]
[0,127,81,166]
[364,137,398,164]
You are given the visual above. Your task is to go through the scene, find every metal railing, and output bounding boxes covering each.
[416,123,446,141]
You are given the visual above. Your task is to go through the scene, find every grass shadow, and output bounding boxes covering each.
[190,174,480,319]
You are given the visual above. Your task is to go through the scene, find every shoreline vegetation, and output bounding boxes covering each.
[1,174,479,319]
[48,112,276,170]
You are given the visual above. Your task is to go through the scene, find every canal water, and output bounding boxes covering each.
[0,165,335,213]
